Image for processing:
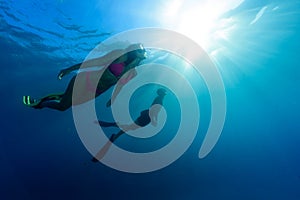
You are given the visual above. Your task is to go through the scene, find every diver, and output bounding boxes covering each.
[92,88,167,162]
[23,43,147,111]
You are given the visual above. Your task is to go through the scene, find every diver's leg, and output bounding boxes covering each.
[40,93,64,101]
[110,130,125,142]
[97,121,118,127]
[38,77,75,111]
[23,94,64,109]
[91,130,125,162]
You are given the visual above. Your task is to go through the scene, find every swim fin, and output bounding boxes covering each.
[23,96,41,108]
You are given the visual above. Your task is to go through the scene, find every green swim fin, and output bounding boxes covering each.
[23,96,41,108]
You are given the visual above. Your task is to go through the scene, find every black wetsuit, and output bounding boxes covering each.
[97,92,165,143]
[134,95,164,126]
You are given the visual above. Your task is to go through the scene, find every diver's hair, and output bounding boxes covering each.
[126,43,143,52]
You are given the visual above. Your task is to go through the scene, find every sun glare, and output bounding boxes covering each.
[177,6,217,48]
[160,0,244,50]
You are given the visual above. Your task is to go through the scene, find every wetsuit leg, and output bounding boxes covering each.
[110,130,125,142]
[39,76,75,111]
[98,121,118,127]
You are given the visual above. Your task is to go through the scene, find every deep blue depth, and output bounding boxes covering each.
[1,0,300,199]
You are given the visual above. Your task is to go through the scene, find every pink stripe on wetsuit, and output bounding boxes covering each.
[86,62,133,94]
[86,71,102,94]
[109,62,125,76]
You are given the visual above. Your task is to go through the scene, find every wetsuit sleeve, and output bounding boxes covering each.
[149,95,165,126]
[81,49,125,68]
[64,49,125,72]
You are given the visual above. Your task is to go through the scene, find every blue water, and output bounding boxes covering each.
[1,0,300,199]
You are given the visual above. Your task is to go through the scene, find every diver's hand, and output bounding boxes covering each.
[106,99,112,107]
[57,69,71,80]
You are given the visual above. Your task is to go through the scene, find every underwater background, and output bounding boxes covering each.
[1,0,300,199]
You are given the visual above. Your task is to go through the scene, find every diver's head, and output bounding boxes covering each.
[126,43,147,59]
[157,88,166,96]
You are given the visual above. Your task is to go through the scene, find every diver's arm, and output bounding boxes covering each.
[57,63,80,79]
[58,49,126,79]
[149,94,166,126]
[106,69,137,107]
[118,123,141,132]
[149,105,162,126]
[81,49,127,68]
[120,68,137,84]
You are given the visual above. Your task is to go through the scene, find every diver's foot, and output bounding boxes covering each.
[23,96,42,109]
[109,134,117,142]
